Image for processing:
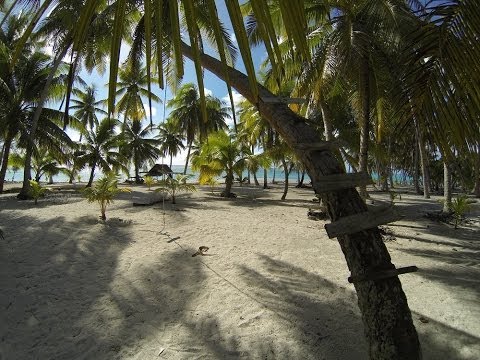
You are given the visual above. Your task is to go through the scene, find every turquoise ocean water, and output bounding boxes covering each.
[3,165,311,185]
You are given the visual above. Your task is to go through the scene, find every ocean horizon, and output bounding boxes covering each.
[3,165,312,185]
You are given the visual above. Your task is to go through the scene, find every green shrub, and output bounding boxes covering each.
[450,195,472,229]
[83,173,131,221]
[29,180,47,205]
[155,174,196,204]
[144,176,156,190]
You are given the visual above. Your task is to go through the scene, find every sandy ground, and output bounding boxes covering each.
[0,182,479,359]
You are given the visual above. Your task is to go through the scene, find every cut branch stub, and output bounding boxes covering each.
[313,172,373,194]
[324,206,401,239]
[348,266,418,283]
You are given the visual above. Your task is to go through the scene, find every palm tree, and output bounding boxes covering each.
[155,174,196,204]
[120,120,161,183]
[70,84,107,141]
[31,149,64,183]
[23,1,480,356]
[237,99,274,188]
[83,172,131,221]
[266,138,295,200]
[76,118,127,187]
[115,62,161,128]
[167,83,229,174]
[0,16,70,193]
[191,130,248,198]
[157,118,185,169]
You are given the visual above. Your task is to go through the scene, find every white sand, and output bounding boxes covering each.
[0,183,479,359]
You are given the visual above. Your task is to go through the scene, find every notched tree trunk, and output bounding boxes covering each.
[166,41,422,359]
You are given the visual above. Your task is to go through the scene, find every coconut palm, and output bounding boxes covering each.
[167,83,229,174]
[120,120,161,183]
[0,19,70,193]
[115,62,161,128]
[237,99,274,188]
[191,130,249,198]
[157,118,185,169]
[21,1,480,356]
[76,118,127,187]
[70,84,107,140]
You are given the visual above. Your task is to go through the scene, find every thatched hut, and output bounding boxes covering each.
[144,164,173,178]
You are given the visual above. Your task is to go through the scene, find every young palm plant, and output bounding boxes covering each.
[450,195,472,229]
[155,174,196,204]
[83,173,130,221]
[143,176,156,191]
[28,180,47,205]
[191,131,249,198]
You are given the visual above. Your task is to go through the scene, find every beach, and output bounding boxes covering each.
[0,183,479,359]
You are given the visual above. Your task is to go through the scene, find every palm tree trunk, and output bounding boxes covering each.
[18,45,69,199]
[473,144,480,197]
[320,100,333,142]
[223,170,234,197]
[263,168,268,189]
[0,135,13,193]
[281,158,289,200]
[358,60,371,199]
[0,141,5,169]
[182,43,421,358]
[413,131,421,194]
[297,170,306,188]
[135,163,140,183]
[69,168,75,184]
[415,121,430,198]
[183,141,192,175]
[443,159,452,213]
[87,162,97,187]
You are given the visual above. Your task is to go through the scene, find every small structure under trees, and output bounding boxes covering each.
[144,164,174,178]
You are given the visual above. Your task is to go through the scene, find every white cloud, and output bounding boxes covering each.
[144,105,157,118]
[204,88,213,97]
[221,90,245,107]
[43,45,72,64]
[221,90,245,128]
[230,32,237,44]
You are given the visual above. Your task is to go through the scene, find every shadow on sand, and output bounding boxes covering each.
[1,207,478,359]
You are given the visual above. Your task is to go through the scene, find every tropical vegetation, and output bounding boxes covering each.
[83,172,131,221]
[2,1,480,358]
[155,174,196,204]
[191,130,249,198]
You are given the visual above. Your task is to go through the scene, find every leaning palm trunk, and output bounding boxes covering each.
[0,135,13,193]
[183,141,192,175]
[87,162,97,187]
[18,45,69,199]
[181,42,421,359]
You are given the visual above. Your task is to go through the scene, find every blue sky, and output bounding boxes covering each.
[69,1,267,166]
